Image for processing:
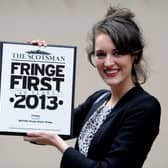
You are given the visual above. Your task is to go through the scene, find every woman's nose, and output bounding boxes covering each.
[104,55,115,66]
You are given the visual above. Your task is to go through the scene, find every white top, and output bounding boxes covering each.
[78,101,113,157]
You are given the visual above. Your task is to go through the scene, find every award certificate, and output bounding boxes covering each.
[0,42,76,136]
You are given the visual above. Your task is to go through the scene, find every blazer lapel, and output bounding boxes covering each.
[83,92,111,125]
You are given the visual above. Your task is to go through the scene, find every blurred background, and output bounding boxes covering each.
[0,0,167,167]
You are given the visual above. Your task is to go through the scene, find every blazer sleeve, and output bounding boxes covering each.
[60,89,109,140]
[72,89,110,137]
[60,95,161,168]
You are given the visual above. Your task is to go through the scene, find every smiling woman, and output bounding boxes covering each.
[24,6,161,168]
[93,33,135,90]
[87,6,146,85]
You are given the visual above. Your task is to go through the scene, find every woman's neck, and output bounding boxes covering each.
[107,81,135,107]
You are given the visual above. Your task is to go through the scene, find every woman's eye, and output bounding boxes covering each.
[112,50,120,57]
[95,52,106,59]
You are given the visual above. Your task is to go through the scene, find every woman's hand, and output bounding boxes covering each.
[28,40,47,47]
[24,132,70,153]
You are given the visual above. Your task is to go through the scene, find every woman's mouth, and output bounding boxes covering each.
[104,69,120,78]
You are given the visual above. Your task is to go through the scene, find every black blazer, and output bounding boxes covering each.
[61,85,161,168]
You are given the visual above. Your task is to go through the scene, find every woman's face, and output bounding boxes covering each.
[94,33,135,88]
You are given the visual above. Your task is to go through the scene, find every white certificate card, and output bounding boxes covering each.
[0,42,76,136]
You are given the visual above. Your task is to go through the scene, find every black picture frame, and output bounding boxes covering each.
[0,41,76,136]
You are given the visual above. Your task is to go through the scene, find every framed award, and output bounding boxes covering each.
[0,41,76,136]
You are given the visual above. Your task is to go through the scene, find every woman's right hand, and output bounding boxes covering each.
[28,40,48,47]
[24,132,70,153]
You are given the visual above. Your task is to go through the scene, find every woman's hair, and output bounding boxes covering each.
[87,6,147,84]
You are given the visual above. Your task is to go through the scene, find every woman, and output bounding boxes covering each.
[24,6,161,168]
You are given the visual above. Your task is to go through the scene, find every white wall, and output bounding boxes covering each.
[0,0,167,167]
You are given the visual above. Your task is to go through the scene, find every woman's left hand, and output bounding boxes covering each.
[24,132,70,153]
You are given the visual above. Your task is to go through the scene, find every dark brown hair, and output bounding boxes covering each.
[87,6,147,84]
